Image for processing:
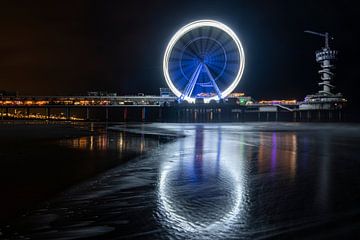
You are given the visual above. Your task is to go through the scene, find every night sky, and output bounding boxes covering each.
[0,0,358,104]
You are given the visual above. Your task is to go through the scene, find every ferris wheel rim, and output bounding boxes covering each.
[163,19,245,102]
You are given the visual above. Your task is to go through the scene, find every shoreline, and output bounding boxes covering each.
[1,122,360,239]
[0,121,175,223]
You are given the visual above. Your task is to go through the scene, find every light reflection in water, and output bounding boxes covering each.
[118,132,124,151]
[61,132,150,154]
[271,132,277,173]
[90,135,94,151]
[290,134,297,177]
[157,127,304,235]
[258,132,298,179]
[140,133,145,154]
[157,126,246,234]
[316,134,331,212]
[3,124,354,239]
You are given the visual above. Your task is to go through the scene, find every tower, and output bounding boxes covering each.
[300,31,346,110]
[315,32,337,95]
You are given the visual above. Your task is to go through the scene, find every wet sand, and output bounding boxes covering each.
[1,122,360,239]
[0,122,94,222]
[0,121,168,223]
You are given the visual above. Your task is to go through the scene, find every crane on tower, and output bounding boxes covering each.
[304,30,333,49]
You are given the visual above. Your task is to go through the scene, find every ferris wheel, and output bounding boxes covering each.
[163,20,245,102]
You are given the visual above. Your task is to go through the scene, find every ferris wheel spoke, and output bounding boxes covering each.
[207,40,224,55]
[226,59,241,64]
[203,64,222,98]
[173,45,197,56]
[180,63,203,99]
[202,28,212,54]
[180,56,197,62]
[208,49,226,64]
[180,60,196,67]
[174,52,195,61]
[217,48,239,56]
[209,45,224,56]
[208,41,232,56]
[206,38,215,53]
[179,36,196,55]
[216,37,234,49]
[201,35,212,54]
[173,47,198,59]
[201,39,208,55]
[186,43,202,60]
[186,45,203,59]
[181,63,199,73]
[198,33,204,54]
[196,39,207,55]
[180,53,198,61]
[170,56,192,62]
[209,32,234,55]
[206,59,225,69]
[181,63,201,77]
[206,62,225,75]
[197,29,206,54]
[181,39,203,58]
[222,68,238,79]
[188,32,202,56]
[208,51,231,59]
[194,40,204,57]
[206,30,223,53]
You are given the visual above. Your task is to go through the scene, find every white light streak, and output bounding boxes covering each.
[163,19,245,102]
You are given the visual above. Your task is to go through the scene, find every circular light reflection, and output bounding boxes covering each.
[157,129,244,233]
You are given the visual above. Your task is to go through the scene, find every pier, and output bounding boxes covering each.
[0,95,345,122]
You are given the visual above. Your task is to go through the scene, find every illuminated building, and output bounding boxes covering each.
[300,31,347,110]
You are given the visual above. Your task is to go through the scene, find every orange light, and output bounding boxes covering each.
[258,99,297,105]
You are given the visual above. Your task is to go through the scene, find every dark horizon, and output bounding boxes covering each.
[0,0,358,104]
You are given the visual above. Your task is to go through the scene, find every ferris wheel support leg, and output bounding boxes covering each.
[204,64,222,99]
[180,63,202,100]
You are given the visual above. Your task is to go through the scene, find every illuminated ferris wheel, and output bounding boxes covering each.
[163,20,245,102]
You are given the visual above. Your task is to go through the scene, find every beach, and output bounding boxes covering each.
[1,122,360,239]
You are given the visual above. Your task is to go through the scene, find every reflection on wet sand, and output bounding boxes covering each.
[61,132,148,153]
[258,132,298,179]
[157,125,246,235]
[1,123,360,239]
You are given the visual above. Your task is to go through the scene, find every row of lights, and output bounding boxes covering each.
[0,100,157,106]
[0,112,83,121]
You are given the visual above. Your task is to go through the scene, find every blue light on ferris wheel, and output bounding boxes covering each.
[163,20,245,103]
